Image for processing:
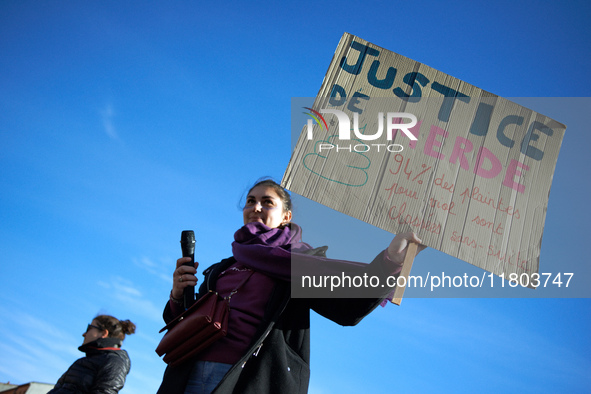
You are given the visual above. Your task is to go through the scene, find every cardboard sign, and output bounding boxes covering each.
[282,33,566,287]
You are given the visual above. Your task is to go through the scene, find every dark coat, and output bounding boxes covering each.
[49,338,130,394]
[157,248,392,394]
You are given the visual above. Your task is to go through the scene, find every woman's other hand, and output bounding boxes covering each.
[386,232,426,265]
[171,257,199,300]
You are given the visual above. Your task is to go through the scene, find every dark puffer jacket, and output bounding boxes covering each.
[49,337,131,394]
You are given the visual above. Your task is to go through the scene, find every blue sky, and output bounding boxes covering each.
[1,1,590,393]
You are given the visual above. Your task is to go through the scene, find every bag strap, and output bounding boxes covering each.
[225,270,254,302]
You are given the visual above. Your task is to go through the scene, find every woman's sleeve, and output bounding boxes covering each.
[163,299,184,324]
[307,250,402,326]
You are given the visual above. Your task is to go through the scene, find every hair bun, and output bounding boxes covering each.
[120,319,136,335]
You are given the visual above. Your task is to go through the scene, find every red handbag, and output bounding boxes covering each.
[156,271,252,366]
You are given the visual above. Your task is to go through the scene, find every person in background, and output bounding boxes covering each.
[158,178,425,394]
[49,315,136,394]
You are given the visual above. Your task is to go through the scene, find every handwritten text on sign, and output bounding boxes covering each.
[283,33,566,287]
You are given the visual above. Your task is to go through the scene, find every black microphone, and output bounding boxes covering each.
[180,230,196,309]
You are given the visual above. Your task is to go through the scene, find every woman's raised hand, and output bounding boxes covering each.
[171,257,199,300]
[386,232,426,265]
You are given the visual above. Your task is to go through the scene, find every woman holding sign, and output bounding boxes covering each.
[157,178,424,394]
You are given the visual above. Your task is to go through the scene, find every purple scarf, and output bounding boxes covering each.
[232,222,368,282]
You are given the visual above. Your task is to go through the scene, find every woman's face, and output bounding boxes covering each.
[82,319,107,345]
[243,185,292,229]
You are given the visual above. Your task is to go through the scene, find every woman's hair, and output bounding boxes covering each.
[94,315,136,340]
[246,178,292,212]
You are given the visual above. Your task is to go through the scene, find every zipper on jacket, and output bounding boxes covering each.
[240,283,292,369]
[253,343,263,357]
[241,331,269,368]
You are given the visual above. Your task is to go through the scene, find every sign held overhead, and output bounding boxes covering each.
[283,33,566,289]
